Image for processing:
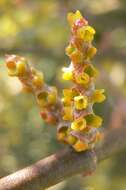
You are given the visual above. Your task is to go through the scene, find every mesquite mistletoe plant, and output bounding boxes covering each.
[5,11,106,152]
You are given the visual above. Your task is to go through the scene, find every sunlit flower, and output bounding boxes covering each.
[62,67,73,80]
[32,72,44,88]
[91,89,106,103]
[71,118,86,131]
[74,95,88,110]
[6,55,27,76]
[75,72,90,85]
[77,26,96,42]
[85,114,103,128]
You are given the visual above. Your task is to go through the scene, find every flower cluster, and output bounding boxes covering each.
[5,10,106,153]
[6,54,60,125]
[58,11,106,152]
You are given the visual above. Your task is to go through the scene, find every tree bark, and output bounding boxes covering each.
[0,127,126,190]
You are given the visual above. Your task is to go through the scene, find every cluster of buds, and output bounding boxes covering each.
[5,54,60,125]
[5,11,106,153]
[57,11,106,152]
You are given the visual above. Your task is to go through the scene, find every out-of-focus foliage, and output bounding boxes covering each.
[0,0,126,190]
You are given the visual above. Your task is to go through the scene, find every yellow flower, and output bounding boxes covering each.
[36,88,57,108]
[67,135,77,145]
[84,64,98,78]
[57,131,66,142]
[67,10,83,26]
[71,118,86,131]
[36,91,48,107]
[86,47,97,59]
[75,72,90,85]
[74,95,88,110]
[32,72,44,88]
[85,114,103,128]
[77,26,96,42]
[62,88,79,106]
[73,140,89,152]
[48,87,57,104]
[7,58,27,77]
[62,67,73,80]
[62,89,73,106]
[66,44,76,56]
[92,89,106,103]
[63,106,73,121]
[57,126,68,142]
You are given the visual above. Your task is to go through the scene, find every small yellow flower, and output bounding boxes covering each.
[62,67,73,80]
[67,135,77,145]
[32,72,44,88]
[57,127,68,142]
[73,140,89,152]
[92,89,106,103]
[63,106,73,121]
[48,87,57,104]
[67,10,83,26]
[74,95,88,110]
[86,47,97,59]
[7,58,27,77]
[84,64,98,78]
[57,131,66,142]
[77,25,95,42]
[71,118,86,131]
[16,61,27,76]
[62,89,73,106]
[75,72,90,85]
[36,91,48,107]
[85,114,103,128]
[66,44,76,56]
[62,88,79,106]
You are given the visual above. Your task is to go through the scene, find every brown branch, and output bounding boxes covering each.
[0,127,126,190]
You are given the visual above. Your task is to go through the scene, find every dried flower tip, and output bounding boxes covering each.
[71,118,86,131]
[74,95,88,110]
[40,111,57,124]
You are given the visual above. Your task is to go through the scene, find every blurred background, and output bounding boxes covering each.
[0,0,126,190]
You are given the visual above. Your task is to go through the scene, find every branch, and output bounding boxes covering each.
[0,127,126,190]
